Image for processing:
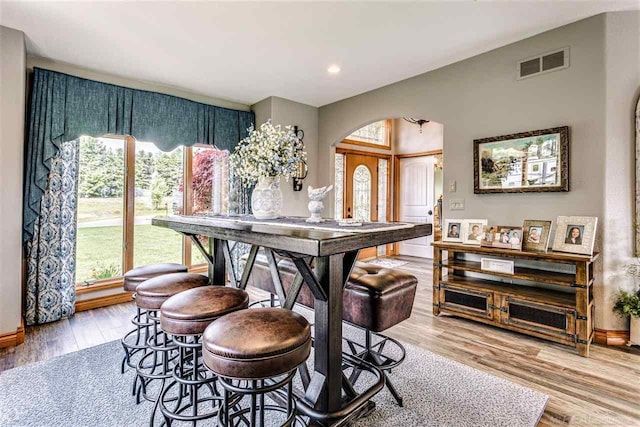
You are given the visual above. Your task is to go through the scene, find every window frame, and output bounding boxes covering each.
[75,136,209,294]
[341,119,392,150]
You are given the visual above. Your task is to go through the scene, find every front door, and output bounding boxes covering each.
[344,153,382,259]
[398,155,435,258]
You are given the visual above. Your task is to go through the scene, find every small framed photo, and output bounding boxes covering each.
[552,216,598,255]
[482,225,523,250]
[522,220,552,252]
[443,219,463,243]
[462,219,488,245]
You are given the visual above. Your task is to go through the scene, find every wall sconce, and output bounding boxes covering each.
[292,126,308,191]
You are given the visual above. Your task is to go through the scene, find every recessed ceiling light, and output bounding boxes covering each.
[327,65,341,74]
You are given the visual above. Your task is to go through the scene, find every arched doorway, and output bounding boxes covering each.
[333,118,443,259]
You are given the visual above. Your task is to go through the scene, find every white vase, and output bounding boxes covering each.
[251,176,283,219]
[630,316,640,346]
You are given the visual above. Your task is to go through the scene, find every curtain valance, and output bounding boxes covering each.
[24,67,254,242]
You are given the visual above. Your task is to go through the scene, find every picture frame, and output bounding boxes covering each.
[473,126,569,194]
[522,220,552,252]
[481,225,523,250]
[552,216,598,255]
[462,219,488,245]
[443,219,463,243]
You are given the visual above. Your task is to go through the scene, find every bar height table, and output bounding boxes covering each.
[153,215,432,425]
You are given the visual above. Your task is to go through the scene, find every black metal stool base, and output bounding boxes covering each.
[121,308,153,372]
[217,371,305,427]
[343,328,406,407]
[157,335,229,427]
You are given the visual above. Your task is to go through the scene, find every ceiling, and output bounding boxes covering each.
[1,1,638,107]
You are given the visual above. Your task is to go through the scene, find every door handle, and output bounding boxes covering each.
[428,210,433,215]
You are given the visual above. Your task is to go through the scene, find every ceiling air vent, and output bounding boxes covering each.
[517,47,569,80]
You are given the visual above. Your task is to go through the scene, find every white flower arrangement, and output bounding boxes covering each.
[230,120,307,187]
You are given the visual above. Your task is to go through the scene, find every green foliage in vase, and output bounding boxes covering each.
[613,288,640,319]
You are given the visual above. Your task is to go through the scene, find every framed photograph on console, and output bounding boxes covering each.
[443,219,463,243]
[552,216,598,255]
[482,225,523,250]
[462,219,488,245]
[473,126,569,194]
[522,220,552,252]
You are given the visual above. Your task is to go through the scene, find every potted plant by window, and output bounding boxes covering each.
[230,120,306,219]
[612,287,640,346]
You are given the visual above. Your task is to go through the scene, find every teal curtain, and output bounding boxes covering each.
[24,67,254,242]
[26,141,79,325]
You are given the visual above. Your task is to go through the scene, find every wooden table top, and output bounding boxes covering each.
[153,215,433,257]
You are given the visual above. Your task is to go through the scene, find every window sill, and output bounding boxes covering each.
[75,265,209,296]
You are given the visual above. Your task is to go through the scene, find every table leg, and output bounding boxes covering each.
[208,238,226,286]
[313,254,344,420]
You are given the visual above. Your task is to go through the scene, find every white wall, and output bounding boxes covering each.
[0,26,26,335]
[251,96,319,217]
[394,119,444,154]
[318,14,636,329]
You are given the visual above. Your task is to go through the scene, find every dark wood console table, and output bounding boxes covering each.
[432,242,598,357]
[153,215,432,425]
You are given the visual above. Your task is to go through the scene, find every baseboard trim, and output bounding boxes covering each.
[594,328,630,346]
[0,319,25,349]
[75,292,133,312]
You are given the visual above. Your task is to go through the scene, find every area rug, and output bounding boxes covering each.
[366,258,409,269]
[0,337,547,427]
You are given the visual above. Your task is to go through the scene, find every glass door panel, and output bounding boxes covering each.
[76,136,126,283]
[133,141,183,267]
[344,153,380,259]
[191,147,230,266]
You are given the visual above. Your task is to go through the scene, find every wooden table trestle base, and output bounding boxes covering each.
[153,215,432,425]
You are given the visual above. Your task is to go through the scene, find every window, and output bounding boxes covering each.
[75,136,228,286]
[334,153,345,220]
[189,146,230,265]
[343,120,391,149]
[352,165,372,222]
[76,137,126,283]
[133,141,184,268]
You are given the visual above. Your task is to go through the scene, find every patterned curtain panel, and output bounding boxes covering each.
[26,141,79,325]
[24,67,254,243]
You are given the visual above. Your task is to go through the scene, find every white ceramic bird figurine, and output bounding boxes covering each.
[308,185,333,201]
[306,184,333,222]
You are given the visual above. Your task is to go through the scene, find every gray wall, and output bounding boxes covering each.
[0,26,26,335]
[251,96,319,217]
[318,13,639,330]
[602,12,640,329]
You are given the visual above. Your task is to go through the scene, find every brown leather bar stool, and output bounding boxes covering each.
[341,264,417,407]
[203,308,311,427]
[134,273,209,407]
[157,286,249,426]
[244,253,417,406]
[121,263,189,375]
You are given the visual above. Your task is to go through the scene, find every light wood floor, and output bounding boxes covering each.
[1,256,639,426]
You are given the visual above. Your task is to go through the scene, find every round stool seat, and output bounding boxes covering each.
[161,286,250,336]
[123,263,188,292]
[136,273,208,310]
[203,308,311,380]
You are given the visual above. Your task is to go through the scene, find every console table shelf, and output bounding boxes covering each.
[432,242,598,357]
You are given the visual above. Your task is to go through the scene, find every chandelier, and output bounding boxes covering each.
[403,118,430,133]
